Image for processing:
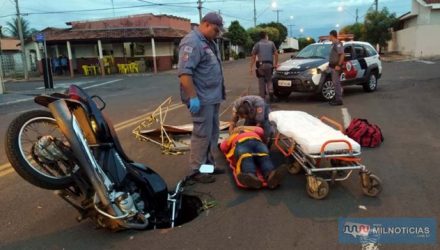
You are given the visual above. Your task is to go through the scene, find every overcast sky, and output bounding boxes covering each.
[0,0,411,40]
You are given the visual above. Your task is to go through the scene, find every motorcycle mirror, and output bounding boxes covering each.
[91,95,106,111]
[199,164,214,174]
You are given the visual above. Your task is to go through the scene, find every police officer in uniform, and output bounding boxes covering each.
[327,30,345,106]
[250,31,278,102]
[177,12,226,183]
[229,95,272,143]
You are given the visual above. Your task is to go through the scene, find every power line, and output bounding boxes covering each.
[203,6,252,22]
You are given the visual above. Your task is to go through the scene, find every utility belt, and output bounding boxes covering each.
[256,61,273,68]
[260,61,273,65]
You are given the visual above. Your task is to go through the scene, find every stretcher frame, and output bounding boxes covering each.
[272,116,382,199]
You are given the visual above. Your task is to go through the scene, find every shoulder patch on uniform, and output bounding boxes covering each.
[183,46,193,53]
[182,53,189,62]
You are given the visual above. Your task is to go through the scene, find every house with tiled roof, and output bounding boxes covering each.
[0,37,31,76]
[388,0,440,58]
[22,13,191,76]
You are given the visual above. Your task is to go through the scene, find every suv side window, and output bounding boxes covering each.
[364,45,378,57]
[354,45,367,59]
[344,46,354,60]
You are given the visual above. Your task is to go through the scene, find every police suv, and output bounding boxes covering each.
[272,41,382,100]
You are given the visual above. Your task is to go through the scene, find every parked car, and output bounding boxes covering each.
[272,41,382,100]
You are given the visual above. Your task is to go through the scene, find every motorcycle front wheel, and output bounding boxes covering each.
[5,110,74,190]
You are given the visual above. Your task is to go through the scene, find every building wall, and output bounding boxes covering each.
[414,25,440,57]
[74,44,98,58]
[393,26,417,56]
[123,41,174,57]
[430,10,440,24]
[391,25,440,58]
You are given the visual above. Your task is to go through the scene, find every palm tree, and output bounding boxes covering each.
[5,17,37,39]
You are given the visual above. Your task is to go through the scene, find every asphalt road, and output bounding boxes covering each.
[0,54,439,250]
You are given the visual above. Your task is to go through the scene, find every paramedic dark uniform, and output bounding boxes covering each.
[252,39,277,98]
[328,40,344,102]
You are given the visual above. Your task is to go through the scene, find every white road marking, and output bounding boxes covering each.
[83,79,123,89]
[1,79,123,107]
[341,107,352,129]
[0,97,34,106]
[35,80,97,90]
[414,60,436,65]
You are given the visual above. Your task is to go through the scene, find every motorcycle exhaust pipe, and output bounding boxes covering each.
[48,100,112,208]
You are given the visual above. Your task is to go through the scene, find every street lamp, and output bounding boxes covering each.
[271,1,282,23]
[337,5,359,23]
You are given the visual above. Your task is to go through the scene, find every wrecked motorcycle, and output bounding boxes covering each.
[5,85,212,231]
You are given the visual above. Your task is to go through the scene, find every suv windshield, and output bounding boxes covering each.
[296,44,331,59]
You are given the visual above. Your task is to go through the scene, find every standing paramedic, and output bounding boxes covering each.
[327,29,345,106]
[177,12,226,183]
[249,31,278,102]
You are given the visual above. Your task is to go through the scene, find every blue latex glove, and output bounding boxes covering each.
[189,97,201,113]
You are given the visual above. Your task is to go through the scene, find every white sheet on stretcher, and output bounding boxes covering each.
[269,111,361,155]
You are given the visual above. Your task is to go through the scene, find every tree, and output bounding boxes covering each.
[5,17,37,39]
[257,22,288,48]
[340,23,365,41]
[247,27,279,45]
[298,37,316,50]
[224,21,249,47]
[363,7,397,52]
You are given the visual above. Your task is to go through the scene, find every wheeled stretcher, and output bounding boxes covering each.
[269,111,382,199]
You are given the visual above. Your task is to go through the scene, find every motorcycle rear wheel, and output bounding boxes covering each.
[5,110,74,190]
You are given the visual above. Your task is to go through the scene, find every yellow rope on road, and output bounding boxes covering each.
[132,97,185,155]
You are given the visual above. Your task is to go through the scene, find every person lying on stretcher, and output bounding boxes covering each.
[220,126,285,189]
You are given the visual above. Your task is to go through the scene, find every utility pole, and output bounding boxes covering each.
[15,0,28,80]
[273,9,283,23]
[356,8,359,23]
[198,0,203,23]
[375,0,378,12]
[287,24,295,37]
[111,0,115,17]
[253,0,257,27]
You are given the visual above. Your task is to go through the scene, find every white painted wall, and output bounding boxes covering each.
[430,10,440,24]
[391,25,440,58]
[393,26,417,56]
[388,1,440,58]
[414,25,440,58]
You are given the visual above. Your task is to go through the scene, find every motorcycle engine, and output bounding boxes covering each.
[33,135,70,163]
[114,192,141,216]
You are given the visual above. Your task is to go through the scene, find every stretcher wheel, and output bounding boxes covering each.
[287,161,302,174]
[306,176,329,200]
[361,174,382,197]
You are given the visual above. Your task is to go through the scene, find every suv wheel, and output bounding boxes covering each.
[363,72,378,92]
[273,89,291,99]
[319,79,336,101]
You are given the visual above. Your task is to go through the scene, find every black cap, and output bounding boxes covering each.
[201,12,225,31]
